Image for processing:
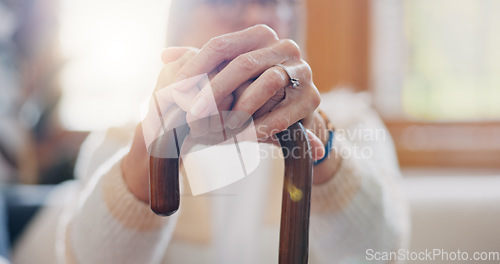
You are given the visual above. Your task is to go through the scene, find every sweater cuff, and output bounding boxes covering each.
[100,158,169,232]
[311,139,363,214]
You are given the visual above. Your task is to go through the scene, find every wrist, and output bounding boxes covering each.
[121,125,150,204]
[307,109,341,185]
[121,152,150,204]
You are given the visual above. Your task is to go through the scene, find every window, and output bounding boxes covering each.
[306,0,500,169]
[372,0,500,168]
[404,0,500,121]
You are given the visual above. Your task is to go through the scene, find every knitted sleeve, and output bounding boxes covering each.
[57,125,178,264]
[12,124,179,264]
[59,154,178,264]
[308,90,410,264]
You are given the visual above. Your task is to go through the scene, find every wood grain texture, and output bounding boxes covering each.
[149,126,189,216]
[149,122,313,263]
[276,122,313,264]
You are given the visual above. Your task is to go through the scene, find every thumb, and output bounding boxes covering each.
[306,129,325,162]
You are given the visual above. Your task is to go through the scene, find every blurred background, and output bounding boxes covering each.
[0,0,499,262]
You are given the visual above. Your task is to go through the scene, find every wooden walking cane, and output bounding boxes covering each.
[149,122,313,264]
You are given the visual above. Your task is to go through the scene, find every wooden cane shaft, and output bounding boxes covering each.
[149,122,312,263]
[276,122,312,264]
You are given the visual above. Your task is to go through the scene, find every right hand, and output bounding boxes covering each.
[121,47,201,203]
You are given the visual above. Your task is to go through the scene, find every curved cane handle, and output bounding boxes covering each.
[149,122,312,264]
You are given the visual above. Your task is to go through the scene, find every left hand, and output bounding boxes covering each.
[170,24,325,161]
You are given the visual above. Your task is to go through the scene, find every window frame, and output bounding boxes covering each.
[306,0,500,169]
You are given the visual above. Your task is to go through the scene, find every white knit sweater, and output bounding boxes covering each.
[12,90,409,264]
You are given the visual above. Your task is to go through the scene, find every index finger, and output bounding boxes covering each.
[173,24,279,87]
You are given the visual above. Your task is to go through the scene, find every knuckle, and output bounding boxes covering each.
[207,36,229,52]
[301,60,313,81]
[281,39,301,59]
[310,87,321,108]
[253,24,279,41]
[234,53,259,72]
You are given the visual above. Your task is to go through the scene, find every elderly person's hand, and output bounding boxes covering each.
[122,25,338,204]
[173,25,339,183]
[173,24,327,158]
[175,25,319,133]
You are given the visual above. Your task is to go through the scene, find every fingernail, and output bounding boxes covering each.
[191,96,209,117]
[225,114,240,129]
